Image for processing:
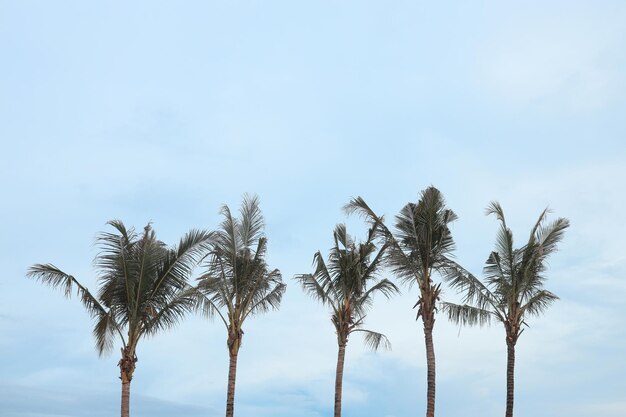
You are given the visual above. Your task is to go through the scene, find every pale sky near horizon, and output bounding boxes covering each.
[1,1,625,417]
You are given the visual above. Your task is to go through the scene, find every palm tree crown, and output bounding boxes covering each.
[27,220,212,417]
[191,195,285,344]
[296,223,398,349]
[443,202,569,341]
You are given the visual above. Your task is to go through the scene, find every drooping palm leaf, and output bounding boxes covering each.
[27,264,108,319]
[352,329,392,351]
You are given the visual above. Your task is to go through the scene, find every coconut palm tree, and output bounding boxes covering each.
[27,221,212,417]
[345,186,458,417]
[295,224,398,417]
[188,195,285,417]
[441,202,569,417]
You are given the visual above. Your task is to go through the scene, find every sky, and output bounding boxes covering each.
[1,1,625,416]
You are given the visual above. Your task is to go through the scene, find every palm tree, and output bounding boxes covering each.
[345,186,458,417]
[295,224,399,417]
[188,195,286,417]
[27,221,212,417]
[442,202,569,417]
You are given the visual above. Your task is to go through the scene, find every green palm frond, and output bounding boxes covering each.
[536,218,570,259]
[343,197,417,285]
[354,278,400,317]
[94,310,121,355]
[294,273,333,306]
[443,263,503,320]
[141,289,196,336]
[238,194,265,249]
[151,229,214,298]
[351,329,391,351]
[441,302,493,327]
[485,201,506,225]
[521,290,559,318]
[527,207,550,245]
[196,273,234,311]
[26,264,108,318]
[244,279,286,319]
[184,285,228,326]
[217,204,240,264]
[343,197,387,232]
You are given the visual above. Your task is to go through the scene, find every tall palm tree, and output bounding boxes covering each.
[442,202,569,417]
[345,186,458,417]
[295,224,399,417]
[188,195,285,417]
[27,221,212,417]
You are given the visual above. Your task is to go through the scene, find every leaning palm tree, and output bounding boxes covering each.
[188,195,285,417]
[27,221,212,417]
[295,224,398,417]
[442,202,569,417]
[345,186,458,417]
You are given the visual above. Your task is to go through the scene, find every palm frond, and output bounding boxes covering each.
[521,290,559,318]
[94,223,137,310]
[93,310,120,355]
[343,197,390,242]
[441,302,494,327]
[239,194,265,249]
[217,204,240,264]
[294,273,333,306]
[150,229,213,298]
[244,280,286,319]
[356,279,399,306]
[185,285,228,327]
[351,329,391,351]
[485,201,506,226]
[359,242,387,281]
[27,264,107,318]
[353,278,399,317]
[527,207,550,246]
[141,288,196,336]
[196,273,232,311]
[444,261,502,319]
[536,218,570,258]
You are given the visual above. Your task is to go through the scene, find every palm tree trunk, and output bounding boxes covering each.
[118,347,136,417]
[121,377,131,417]
[226,348,239,417]
[334,342,347,417]
[424,323,436,417]
[505,342,515,417]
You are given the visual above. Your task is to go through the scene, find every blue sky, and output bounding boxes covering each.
[1,1,625,416]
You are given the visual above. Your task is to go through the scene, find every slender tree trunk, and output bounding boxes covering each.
[118,346,136,417]
[226,320,243,417]
[505,342,515,417]
[424,322,436,417]
[334,342,347,417]
[121,377,131,417]
[226,347,239,417]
